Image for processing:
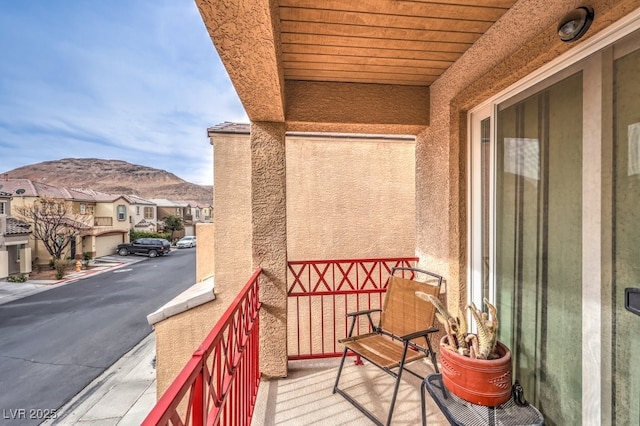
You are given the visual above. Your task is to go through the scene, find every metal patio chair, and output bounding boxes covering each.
[332,266,442,425]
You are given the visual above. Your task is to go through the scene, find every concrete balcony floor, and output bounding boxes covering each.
[251,357,449,425]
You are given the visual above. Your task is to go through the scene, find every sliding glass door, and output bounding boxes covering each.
[469,27,640,426]
[612,39,640,426]
[495,73,583,424]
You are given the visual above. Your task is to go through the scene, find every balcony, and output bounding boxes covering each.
[93,216,113,227]
[144,258,449,425]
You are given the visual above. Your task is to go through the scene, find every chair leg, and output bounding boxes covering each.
[426,336,439,373]
[421,379,427,426]
[333,347,349,393]
[384,343,410,426]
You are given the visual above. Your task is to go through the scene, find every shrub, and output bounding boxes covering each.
[7,274,28,283]
[82,251,93,261]
[54,259,72,280]
[130,230,171,241]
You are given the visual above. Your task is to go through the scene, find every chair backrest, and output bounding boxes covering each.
[380,268,442,343]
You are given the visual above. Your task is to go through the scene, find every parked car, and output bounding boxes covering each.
[116,238,171,257]
[176,236,197,248]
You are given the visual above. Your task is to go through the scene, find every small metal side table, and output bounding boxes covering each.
[421,374,544,426]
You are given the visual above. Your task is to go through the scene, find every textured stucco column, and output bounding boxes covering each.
[250,121,287,378]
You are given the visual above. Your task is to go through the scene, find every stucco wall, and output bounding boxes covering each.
[154,299,226,398]
[250,122,288,378]
[0,251,7,279]
[195,223,214,282]
[211,133,253,297]
[286,135,415,260]
[213,131,416,275]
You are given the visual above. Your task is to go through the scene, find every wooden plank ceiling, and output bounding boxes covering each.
[279,0,517,86]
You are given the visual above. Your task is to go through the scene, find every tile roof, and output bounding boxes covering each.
[134,219,156,228]
[71,188,120,202]
[207,122,250,135]
[4,217,31,235]
[0,179,38,196]
[148,198,188,207]
[207,122,414,141]
[178,200,212,208]
[123,194,155,205]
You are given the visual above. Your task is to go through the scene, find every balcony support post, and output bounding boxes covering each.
[250,121,288,377]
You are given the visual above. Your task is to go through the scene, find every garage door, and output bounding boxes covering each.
[96,234,125,258]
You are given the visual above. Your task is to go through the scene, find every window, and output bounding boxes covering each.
[136,206,140,215]
[144,206,154,219]
[117,205,126,221]
[80,204,86,214]
[0,201,5,215]
[195,209,200,219]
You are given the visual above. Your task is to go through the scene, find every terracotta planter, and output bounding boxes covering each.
[439,336,512,406]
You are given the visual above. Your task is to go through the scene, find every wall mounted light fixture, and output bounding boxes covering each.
[557,6,594,42]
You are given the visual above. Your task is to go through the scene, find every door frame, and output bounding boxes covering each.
[467,9,640,423]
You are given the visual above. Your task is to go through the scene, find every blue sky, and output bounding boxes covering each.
[0,0,247,185]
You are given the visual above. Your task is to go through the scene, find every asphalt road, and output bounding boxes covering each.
[0,248,196,425]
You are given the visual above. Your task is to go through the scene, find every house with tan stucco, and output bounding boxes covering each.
[3,180,131,262]
[0,191,31,280]
[125,194,158,233]
[146,2,640,425]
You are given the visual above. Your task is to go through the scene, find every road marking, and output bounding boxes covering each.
[113,269,132,273]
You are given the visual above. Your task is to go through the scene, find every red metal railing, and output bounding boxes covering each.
[143,268,262,426]
[287,257,419,360]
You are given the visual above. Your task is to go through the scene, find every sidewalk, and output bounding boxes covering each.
[0,255,143,306]
[0,255,157,425]
[44,334,156,426]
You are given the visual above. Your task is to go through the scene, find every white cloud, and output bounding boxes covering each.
[0,0,246,186]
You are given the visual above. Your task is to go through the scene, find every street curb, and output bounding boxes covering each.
[0,257,147,306]
[42,333,156,425]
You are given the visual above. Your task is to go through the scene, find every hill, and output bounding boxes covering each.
[3,158,213,205]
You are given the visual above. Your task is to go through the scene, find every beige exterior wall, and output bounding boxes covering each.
[195,223,214,283]
[19,247,31,274]
[286,135,415,260]
[212,133,253,297]
[154,299,227,398]
[95,200,131,232]
[130,204,157,230]
[212,132,416,274]
[0,251,7,279]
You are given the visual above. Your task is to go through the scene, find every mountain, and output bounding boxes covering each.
[2,158,213,205]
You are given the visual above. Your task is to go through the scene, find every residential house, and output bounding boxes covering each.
[181,200,213,227]
[0,191,31,279]
[199,203,212,222]
[149,198,189,239]
[124,194,158,233]
[4,179,130,262]
[73,189,132,257]
[151,2,640,425]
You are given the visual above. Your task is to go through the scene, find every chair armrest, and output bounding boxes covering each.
[400,326,439,341]
[346,308,382,317]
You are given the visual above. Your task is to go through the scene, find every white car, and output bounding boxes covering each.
[176,236,197,248]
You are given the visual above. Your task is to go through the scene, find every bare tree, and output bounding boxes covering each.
[15,197,91,260]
